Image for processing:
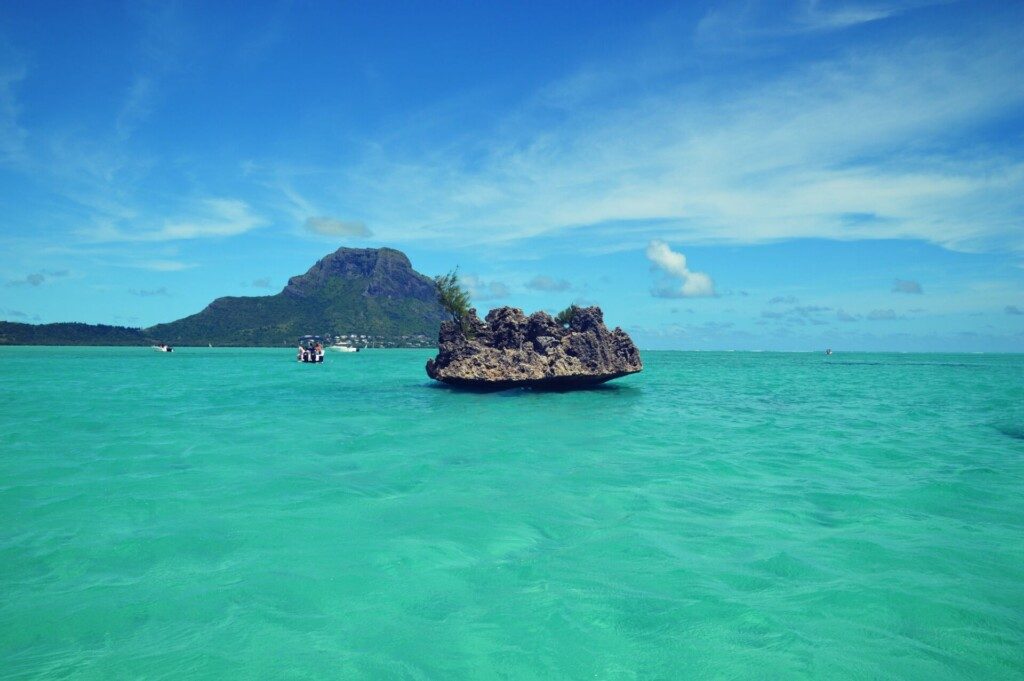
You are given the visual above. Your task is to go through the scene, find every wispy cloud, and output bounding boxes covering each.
[0,42,27,163]
[762,304,832,325]
[116,2,193,141]
[1,308,32,319]
[837,309,860,322]
[694,0,938,47]
[5,269,69,287]
[313,12,1023,255]
[1006,305,1023,316]
[646,240,715,298]
[892,278,923,294]
[85,198,267,242]
[525,275,572,292]
[304,216,372,237]
[116,76,158,141]
[129,287,169,297]
[867,308,900,320]
[250,277,273,289]
[126,259,195,272]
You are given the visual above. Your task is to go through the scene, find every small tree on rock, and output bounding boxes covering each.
[434,269,473,335]
[555,304,581,328]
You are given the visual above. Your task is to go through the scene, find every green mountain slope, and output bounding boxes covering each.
[145,247,445,346]
[0,247,445,346]
[0,322,147,346]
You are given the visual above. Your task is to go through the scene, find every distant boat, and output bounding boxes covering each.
[825,348,833,355]
[152,344,173,353]
[297,335,325,363]
[329,342,359,353]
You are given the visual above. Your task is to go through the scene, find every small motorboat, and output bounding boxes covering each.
[152,343,173,353]
[825,348,833,356]
[297,335,325,363]
[329,342,359,353]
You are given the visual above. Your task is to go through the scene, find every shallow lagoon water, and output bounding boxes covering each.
[1,347,1023,679]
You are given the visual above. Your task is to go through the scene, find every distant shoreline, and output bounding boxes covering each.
[0,344,1020,355]
[0,320,435,349]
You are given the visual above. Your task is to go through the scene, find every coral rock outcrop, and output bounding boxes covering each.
[426,306,642,389]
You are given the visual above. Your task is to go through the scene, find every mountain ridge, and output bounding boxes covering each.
[0,247,445,347]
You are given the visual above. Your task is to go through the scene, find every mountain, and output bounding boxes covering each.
[0,247,446,346]
[146,247,445,346]
[0,322,146,346]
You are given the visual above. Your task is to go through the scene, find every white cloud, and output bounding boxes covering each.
[312,13,1024,256]
[694,0,937,46]
[304,216,371,237]
[152,199,266,241]
[645,240,715,298]
[462,274,510,302]
[127,260,195,272]
[85,198,266,242]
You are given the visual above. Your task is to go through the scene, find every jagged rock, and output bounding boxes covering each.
[426,306,642,389]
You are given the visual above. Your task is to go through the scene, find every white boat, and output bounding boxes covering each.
[297,335,325,363]
[329,343,359,353]
[152,344,173,353]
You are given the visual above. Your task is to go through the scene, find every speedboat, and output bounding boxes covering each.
[152,344,173,352]
[297,335,325,363]
[329,342,359,353]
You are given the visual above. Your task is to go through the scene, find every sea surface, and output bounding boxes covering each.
[1,347,1023,679]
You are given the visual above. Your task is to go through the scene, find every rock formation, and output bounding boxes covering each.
[426,306,642,389]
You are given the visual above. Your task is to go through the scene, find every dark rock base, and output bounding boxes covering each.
[434,371,635,391]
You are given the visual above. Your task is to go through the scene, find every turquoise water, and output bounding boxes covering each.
[1,348,1023,679]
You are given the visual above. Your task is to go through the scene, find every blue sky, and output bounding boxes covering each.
[0,0,1022,351]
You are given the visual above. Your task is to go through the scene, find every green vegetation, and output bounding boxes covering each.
[0,322,147,346]
[434,269,471,320]
[434,268,474,336]
[144,247,446,346]
[2,247,447,347]
[555,304,581,328]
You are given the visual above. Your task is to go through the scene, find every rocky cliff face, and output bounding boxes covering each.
[283,247,436,301]
[426,306,642,389]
